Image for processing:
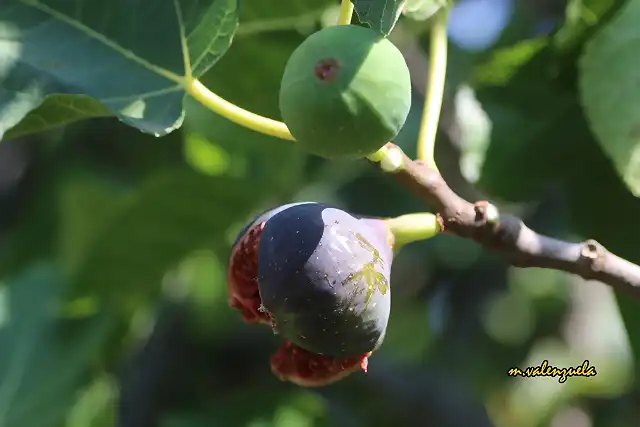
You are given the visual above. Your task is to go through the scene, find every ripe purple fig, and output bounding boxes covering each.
[227,202,394,387]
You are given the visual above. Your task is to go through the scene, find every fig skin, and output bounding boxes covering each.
[227,202,393,386]
[257,202,392,357]
[227,202,309,325]
[231,203,306,249]
[279,25,412,159]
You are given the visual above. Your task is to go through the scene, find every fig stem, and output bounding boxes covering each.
[185,77,391,161]
[385,212,440,248]
[337,0,355,25]
[185,79,296,141]
[415,7,450,173]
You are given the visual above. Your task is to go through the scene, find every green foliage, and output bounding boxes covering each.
[470,0,640,386]
[183,30,306,193]
[0,0,239,137]
[1,1,640,427]
[579,0,640,195]
[0,264,111,427]
[68,169,260,312]
[240,0,333,23]
[475,46,577,201]
[65,376,117,427]
[3,95,111,141]
[555,0,617,49]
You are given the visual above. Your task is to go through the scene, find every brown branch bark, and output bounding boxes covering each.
[376,143,640,299]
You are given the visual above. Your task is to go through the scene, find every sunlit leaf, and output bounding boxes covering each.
[0,0,238,138]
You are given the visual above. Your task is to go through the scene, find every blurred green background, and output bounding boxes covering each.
[1,0,639,426]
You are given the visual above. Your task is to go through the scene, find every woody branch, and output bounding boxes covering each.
[374,143,640,299]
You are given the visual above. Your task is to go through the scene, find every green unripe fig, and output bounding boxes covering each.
[279,25,412,159]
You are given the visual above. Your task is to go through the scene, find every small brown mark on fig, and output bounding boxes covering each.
[314,58,340,81]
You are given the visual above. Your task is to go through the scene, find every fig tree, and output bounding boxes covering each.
[279,25,412,159]
[227,202,394,387]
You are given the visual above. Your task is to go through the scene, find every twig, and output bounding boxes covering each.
[374,143,640,299]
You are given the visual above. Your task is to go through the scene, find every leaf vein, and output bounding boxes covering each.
[20,0,186,85]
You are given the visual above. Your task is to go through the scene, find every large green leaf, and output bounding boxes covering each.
[2,95,111,141]
[70,169,260,308]
[0,0,239,139]
[579,0,640,196]
[0,263,111,427]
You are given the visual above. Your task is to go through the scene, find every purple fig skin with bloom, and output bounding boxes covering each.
[227,202,393,386]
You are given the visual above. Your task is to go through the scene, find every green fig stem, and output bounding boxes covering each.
[185,79,296,141]
[338,0,355,25]
[185,58,391,161]
[385,213,440,249]
[366,144,405,172]
[415,7,449,173]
